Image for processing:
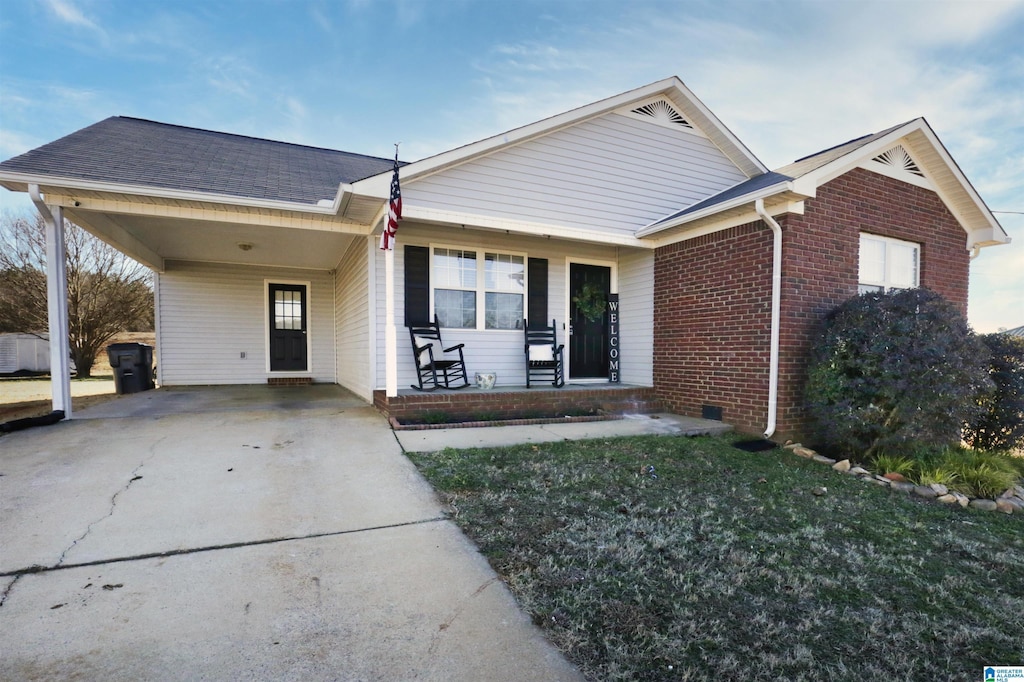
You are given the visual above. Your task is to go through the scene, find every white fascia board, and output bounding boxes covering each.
[403,205,653,249]
[911,123,1009,244]
[353,76,767,196]
[967,227,1013,249]
[0,170,355,216]
[635,180,800,237]
[644,202,805,250]
[669,80,768,176]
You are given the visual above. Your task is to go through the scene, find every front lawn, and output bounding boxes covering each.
[407,435,1023,681]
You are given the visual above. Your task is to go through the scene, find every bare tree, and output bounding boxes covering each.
[0,212,153,378]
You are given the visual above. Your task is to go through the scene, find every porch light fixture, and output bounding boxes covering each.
[237,242,254,251]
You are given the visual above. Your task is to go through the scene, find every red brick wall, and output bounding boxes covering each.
[654,167,971,441]
[653,222,774,433]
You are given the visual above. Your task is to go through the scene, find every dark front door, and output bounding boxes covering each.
[569,263,610,379]
[269,283,307,372]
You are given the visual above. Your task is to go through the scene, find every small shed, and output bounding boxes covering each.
[0,333,51,374]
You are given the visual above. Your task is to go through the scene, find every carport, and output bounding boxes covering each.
[0,117,403,415]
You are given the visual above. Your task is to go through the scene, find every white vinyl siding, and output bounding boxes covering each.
[157,261,334,385]
[403,112,747,239]
[334,238,372,399]
[374,222,654,390]
[617,250,654,386]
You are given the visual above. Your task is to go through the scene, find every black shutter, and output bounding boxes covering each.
[404,245,430,327]
[527,257,548,327]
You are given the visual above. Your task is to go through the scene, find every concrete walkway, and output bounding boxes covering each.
[395,412,731,452]
[0,386,582,681]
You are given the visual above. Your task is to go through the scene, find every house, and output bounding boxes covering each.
[0,77,1010,439]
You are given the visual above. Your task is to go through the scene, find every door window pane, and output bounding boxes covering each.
[275,290,302,330]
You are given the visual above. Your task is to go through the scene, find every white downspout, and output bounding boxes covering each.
[29,184,73,419]
[755,199,782,439]
[969,245,982,260]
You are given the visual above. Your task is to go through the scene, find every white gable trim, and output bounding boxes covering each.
[788,119,1009,249]
[352,77,768,196]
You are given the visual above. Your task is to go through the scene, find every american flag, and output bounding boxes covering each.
[379,154,402,250]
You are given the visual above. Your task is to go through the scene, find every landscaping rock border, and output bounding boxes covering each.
[782,441,1024,515]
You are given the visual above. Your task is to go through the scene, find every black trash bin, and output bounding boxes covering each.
[107,343,155,395]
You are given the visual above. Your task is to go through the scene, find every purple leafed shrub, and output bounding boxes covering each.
[805,288,992,460]
[963,333,1024,452]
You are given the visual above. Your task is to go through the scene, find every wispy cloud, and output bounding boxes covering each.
[203,55,256,100]
[42,0,108,42]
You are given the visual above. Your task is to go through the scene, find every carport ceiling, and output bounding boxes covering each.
[68,209,359,271]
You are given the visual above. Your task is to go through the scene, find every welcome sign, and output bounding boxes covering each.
[608,293,620,383]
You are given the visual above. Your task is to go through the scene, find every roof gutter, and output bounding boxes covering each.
[4,171,356,217]
[28,182,55,223]
[755,198,782,440]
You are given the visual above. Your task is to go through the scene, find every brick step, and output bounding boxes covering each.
[376,385,663,424]
[267,377,314,386]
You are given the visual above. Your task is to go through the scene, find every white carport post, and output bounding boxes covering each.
[30,185,72,419]
[384,236,398,397]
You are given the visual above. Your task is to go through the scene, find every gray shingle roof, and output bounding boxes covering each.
[1002,325,1024,338]
[0,117,398,205]
[645,171,792,228]
[773,121,910,179]
[645,121,921,231]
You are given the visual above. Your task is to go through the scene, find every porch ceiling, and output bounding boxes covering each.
[67,207,361,272]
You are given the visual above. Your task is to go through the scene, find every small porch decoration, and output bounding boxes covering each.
[572,282,607,322]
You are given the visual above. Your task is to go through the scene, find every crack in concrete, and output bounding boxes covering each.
[52,435,167,570]
[428,576,501,654]
[0,575,23,608]
[53,460,148,569]
[0,517,448,579]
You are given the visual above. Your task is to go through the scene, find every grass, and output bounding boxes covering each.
[408,434,1024,681]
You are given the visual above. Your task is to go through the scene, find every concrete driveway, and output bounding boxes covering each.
[0,386,581,681]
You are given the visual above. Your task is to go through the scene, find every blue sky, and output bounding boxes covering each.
[1,0,1021,331]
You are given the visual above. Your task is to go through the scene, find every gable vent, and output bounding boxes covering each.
[630,100,693,130]
[872,145,925,177]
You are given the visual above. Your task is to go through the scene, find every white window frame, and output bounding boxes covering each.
[858,234,920,294]
[429,243,528,331]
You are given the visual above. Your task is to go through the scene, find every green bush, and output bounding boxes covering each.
[964,333,1024,452]
[805,288,992,460]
